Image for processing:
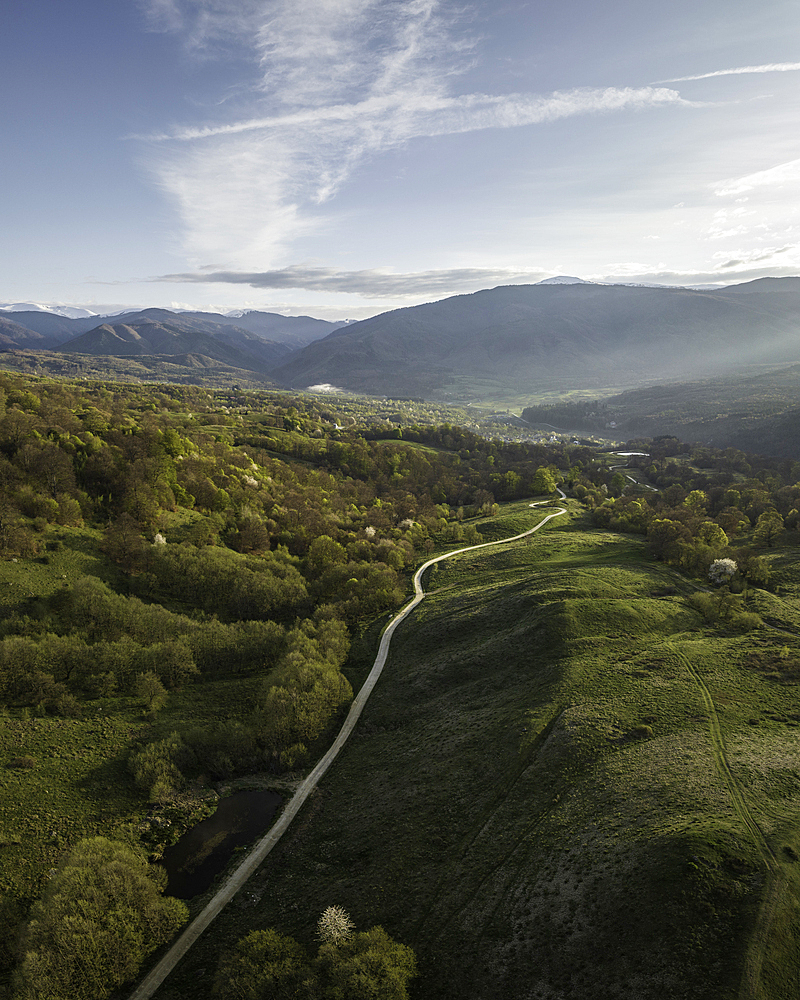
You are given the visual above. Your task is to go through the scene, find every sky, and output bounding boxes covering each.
[2,0,800,320]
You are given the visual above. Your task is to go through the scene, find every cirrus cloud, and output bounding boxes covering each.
[655,61,800,84]
[136,0,690,270]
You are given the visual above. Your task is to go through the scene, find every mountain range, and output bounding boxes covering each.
[272,277,800,398]
[3,278,800,403]
[0,307,345,352]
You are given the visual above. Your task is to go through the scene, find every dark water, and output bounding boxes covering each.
[161,788,282,899]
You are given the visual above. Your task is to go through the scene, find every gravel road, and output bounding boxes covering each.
[128,494,567,999]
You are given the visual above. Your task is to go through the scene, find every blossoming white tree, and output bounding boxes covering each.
[317,905,355,945]
[709,558,737,585]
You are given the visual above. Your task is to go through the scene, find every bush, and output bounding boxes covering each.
[129,732,188,802]
[213,928,315,1000]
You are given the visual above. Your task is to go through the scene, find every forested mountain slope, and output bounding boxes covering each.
[272,278,800,398]
[0,307,343,353]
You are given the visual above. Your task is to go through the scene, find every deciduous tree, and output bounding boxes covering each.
[14,838,187,1000]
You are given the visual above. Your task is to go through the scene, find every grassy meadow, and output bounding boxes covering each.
[159,500,800,1000]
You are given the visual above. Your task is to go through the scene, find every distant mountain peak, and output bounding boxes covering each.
[536,276,593,285]
[0,302,99,319]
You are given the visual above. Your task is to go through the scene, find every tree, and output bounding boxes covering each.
[683,489,708,513]
[129,732,187,802]
[213,928,314,1000]
[753,509,784,548]
[14,838,187,1000]
[103,513,146,571]
[531,467,557,496]
[709,558,737,585]
[317,906,355,946]
[647,518,690,562]
[306,535,348,578]
[316,926,417,1000]
[135,671,168,713]
[697,521,728,549]
[609,471,627,498]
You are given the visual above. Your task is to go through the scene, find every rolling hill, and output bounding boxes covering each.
[59,319,282,372]
[0,316,48,349]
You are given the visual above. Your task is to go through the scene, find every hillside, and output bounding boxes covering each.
[164,502,800,1000]
[0,316,48,349]
[176,309,347,348]
[59,317,289,372]
[271,278,800,400]
[522,362,800,459]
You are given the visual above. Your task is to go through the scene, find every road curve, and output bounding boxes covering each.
[128,492,568,1000]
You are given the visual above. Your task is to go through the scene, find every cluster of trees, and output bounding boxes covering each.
[127,615,355,798]
[560,436,800,628]
[0,374,575,571]
[13,837,187,1000]
[213,908,417,1000]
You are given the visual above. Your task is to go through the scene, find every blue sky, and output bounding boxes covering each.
[2,0,800,319]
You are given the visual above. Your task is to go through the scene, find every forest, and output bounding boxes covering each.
[1,371,800,998]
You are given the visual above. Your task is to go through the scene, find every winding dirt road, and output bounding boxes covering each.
[128,493,568,999]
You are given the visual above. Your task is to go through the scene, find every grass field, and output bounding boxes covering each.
[156,502,800,1000]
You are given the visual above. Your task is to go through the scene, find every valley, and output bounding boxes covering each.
[0,342,799,1000]
[7,2,800,996]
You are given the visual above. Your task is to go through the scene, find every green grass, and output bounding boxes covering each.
[156,510,800,1000]
[0,709,143,898]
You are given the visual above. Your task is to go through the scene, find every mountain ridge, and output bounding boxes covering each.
[271,278,800,397]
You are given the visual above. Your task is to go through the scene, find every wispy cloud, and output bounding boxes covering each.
[712,244,798,269]
[713,158,800,197]
[655,61,800,84]
[137,1,689,269]
[146,86,685,144]
[153,257,800,299]
[153,264,552,297]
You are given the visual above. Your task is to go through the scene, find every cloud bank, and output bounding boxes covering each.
[154,257,800,299]
[154,264,551,297]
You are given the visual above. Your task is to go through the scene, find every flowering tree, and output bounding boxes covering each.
[709,558,737,585]
[317,905,355,945]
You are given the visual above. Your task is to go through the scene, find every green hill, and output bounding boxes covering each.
[164,505,800,1000]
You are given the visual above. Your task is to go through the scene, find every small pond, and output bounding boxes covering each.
[161,788,282,899]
